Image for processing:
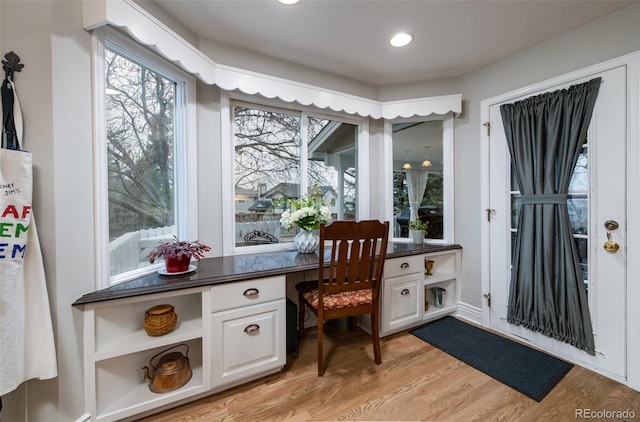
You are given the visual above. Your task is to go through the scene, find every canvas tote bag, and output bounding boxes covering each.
[0,77,57,396]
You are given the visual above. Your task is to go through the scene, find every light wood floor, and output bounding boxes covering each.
[137,320,640,422]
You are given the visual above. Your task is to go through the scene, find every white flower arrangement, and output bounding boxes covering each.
[280,193,332,232]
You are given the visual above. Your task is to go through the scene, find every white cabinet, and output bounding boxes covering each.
[362,249,461,337]
[211,276,286,389]
[82,276,287,421]
[380,255,424,335]
[80,249,457,420]
[82,287,211,422]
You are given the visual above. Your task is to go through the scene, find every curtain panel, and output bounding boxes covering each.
[405,169,429,223]
[500,77,601,355]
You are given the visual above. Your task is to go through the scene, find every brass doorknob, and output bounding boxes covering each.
[603,220,620,253]
[604,240,620,253]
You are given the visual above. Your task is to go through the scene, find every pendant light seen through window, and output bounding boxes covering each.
[421,146,432,167]
[402,150,412,170]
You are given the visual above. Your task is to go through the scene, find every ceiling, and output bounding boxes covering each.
[149,0,634,86]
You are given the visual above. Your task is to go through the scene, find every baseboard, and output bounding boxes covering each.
[455,301,482,325]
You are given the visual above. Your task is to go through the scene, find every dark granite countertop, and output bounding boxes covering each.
[73,242,461,306]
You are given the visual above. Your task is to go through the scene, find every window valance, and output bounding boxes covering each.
[83,0,462,119]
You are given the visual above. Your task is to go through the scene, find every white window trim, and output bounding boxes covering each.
[384,113,455,244]
[221,92,368,255]
[92,28,198,288]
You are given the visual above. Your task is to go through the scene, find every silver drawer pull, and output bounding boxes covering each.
[243,288,259,297]
[401,288,410,296]
[400,262,410,269]
[244,324,260,334]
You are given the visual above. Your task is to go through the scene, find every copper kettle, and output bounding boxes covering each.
[142,344,192,393]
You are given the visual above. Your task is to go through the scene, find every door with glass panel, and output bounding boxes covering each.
[488,66,627,378]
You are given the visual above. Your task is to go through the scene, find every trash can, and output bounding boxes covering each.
[286,298,298,355]
[430,287,446,308]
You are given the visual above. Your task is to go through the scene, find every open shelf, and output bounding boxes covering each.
[94,291,203,357]
[94,338,205,421]
[94,317,203,361]
[424,272,457,285]
[424,278,456,318]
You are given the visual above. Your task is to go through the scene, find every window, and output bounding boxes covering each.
[509,144,589,284]
[97,30,196,286]
[390,118,453,242]
[231,102,357,249]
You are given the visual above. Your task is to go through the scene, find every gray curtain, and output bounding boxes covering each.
[500,77,601,355]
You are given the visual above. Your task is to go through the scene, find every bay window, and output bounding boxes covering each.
[231,102,358,250]
[96,29,196,287]
[388,115,455,243]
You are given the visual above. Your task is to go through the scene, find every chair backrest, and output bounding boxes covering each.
[318,220,390,296]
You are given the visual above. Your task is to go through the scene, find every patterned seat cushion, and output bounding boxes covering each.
[302,288,373,310]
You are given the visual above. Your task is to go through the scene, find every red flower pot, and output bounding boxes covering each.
[164,255,191,273]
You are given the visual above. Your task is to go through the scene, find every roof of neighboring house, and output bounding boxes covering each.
[263,183,299,199]
[248,200,273,212]
[263,183,337,200]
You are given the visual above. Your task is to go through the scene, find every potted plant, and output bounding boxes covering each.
[148,236,211,273]
[408,219,428,245]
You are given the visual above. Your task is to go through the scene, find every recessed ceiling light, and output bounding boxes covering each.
[277,0,301,5]
[389,32,413,48]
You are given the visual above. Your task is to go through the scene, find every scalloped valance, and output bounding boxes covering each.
[83,0,461,119]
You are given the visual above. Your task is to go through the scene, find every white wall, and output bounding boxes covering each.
[1,2,59,420]
[0,1,97,421]
[51,2,96,420]
[196,81,224,257]
[0,1,637,421]
[373,2,639,310]
[453,2,640,307]
[367,118,387,217]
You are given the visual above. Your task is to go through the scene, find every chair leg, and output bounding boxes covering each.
[317,317,324,376]
[371,312,382,365]
[349,316,358,331]
[298,292,306,341]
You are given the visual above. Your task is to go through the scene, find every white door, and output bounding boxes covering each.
[487,65,627,379]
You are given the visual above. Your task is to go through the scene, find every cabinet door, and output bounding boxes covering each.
[382,272,423,335]
[212,300,285,387]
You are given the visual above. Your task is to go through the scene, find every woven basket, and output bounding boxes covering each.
[144,304,177,336]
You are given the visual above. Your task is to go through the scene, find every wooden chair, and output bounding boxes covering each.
[295,220,390,376]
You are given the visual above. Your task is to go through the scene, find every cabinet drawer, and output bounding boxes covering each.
[211,276,285,312]
[212,299,285,387]
[384,255,423,278]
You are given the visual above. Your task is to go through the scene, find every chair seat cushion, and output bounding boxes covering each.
[302,287,373,310]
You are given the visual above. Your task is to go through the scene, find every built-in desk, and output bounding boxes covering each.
[73,242,460,305]
[74,242,461,422]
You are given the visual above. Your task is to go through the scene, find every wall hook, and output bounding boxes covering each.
[2,51,23,81]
